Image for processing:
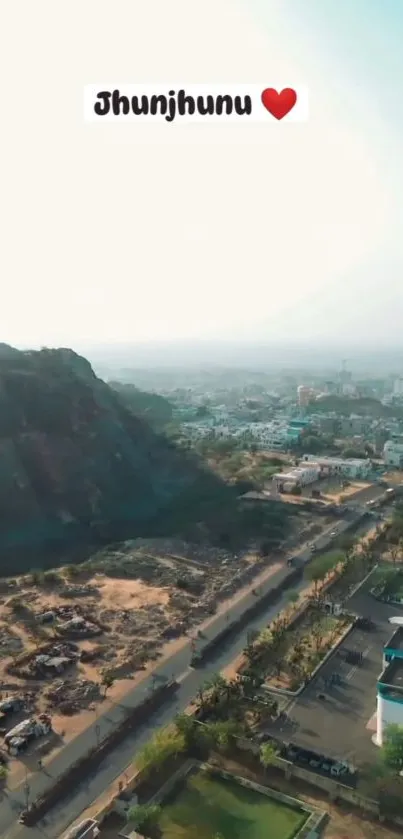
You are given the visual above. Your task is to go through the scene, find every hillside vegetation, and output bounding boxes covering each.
[0,346,293,575]
[109,381,173,429]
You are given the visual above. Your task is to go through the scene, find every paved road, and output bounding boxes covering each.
[1,514,370,839]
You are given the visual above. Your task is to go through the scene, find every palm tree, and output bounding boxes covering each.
[260,742,278,774]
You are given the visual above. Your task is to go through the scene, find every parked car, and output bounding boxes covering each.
[285,744,299,761]
[354,616,375,630]
[331,761,350,777]
[321,759,334,773]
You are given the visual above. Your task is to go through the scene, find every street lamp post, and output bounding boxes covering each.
[24,780,30,810]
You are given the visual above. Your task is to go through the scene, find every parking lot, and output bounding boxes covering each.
[266,573,401,771]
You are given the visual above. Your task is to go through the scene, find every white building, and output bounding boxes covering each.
[301,455,371,480]
[237,422,292,450]
[375,626,403,747]
[383,439,403,468]
[272,464,320,490]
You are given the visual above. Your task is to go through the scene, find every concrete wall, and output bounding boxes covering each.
[199,764,326,839]
[376,692,403,746]
[281,760,379,812]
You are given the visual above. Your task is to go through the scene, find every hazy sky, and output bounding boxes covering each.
[1,0,402,348]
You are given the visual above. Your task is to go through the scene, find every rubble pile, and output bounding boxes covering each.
[56,615,101,638]
[80,643,113,663]
[131,538,239,566]
[45,678,100,714]
[13,641,79,680]
[85,541,268,662]
[111,638,161,677]
[36,604,80,623]
[36,605,101,638]
[61,585,99,598]
[4,713,52,756]
[0,627,23,657]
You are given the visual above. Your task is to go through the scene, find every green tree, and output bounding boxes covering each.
[336,535,356,554]
[134,728,185,776]
[101,672,115,696]
[205,673,227,699]
[260,742,278,773]
[174,713,199,749]
[127,803,161,830]
[205,719,241,750]
[305,551,343,594]
[287,590,299,608]
[381,724,403,770]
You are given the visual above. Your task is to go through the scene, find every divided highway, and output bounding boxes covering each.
[2,511,373,839]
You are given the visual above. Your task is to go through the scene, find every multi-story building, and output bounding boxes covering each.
[339,416,370,437]
[301,455,372,480]
[297,385,314,407]
[272,464,320,491]
[383,438,403,468]
[376,626,403,746]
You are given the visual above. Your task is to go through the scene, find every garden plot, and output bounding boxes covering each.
[155,766,309,839]
[241,603,353,695]
[266,610,351,692]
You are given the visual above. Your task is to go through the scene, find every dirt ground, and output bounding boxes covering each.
[313,478,372,503]
[95,576,171,610]
[383,471,403,485]
[0,501,361,783]
[0,547,291,784]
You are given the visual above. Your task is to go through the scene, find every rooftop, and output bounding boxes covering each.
[304,455,371,467]
[385,626,403,651]
[379,657,403,691]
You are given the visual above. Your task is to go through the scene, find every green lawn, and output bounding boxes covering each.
[157,770,307,839]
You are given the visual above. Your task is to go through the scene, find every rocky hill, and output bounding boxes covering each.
[0,346,234,575]
[108,381,173,429]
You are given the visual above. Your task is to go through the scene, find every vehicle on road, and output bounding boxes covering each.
[354,616,375,630]
[63,818,100,839]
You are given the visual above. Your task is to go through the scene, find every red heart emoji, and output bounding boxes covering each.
[261,88,297,120]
